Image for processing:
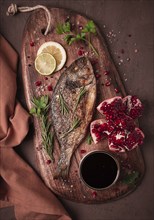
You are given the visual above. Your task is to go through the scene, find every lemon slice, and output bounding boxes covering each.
[35,53,56,75]
[37,41,67,71]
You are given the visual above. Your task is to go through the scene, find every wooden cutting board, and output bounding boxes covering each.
[21,7,145,203]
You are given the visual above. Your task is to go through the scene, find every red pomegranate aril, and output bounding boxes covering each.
[46,160,51,165]
[30,41,35,47]
[114,88,119,93]
[80,149,87,154]
[47,85,53,91]
[105,81,111,86]
[45,77,48,80]
[104,70,109,75]
[123,95,143,119]
[95,74,101,78]
[35,81,42,86]
[125,128,144,150]
[92,191,97,198]
[78,50,84,56]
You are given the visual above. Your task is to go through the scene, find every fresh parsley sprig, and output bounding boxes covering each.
[30,95,54,161]
[56,20,99,56]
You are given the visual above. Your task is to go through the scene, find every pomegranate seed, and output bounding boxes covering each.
[45,77,48,80]
[114,88,119,93]
[80,149,87,154]
[46,160,51,165]
[35,81,42,86]
[80,46,84,50]
[92,191,97,198]
[105,81,111,86]
[30,41,35,47]
[104,70,109,75]
[47,85,53,91]
[95,74,101,78]
[78,50,84,56]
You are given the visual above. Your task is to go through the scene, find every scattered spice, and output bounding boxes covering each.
[128,34,132,37]
[121,49,125,54]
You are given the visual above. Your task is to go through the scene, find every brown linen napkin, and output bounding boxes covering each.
[0,35,71,220]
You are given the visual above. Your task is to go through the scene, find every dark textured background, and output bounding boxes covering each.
[0,0,154,220]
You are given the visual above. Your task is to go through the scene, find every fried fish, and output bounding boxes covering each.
[51,57,96,179]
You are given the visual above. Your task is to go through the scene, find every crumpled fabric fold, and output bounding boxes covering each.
[0,34,71,220]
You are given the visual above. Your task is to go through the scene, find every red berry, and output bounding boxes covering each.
[78,50,84,56]
[104,70,109,75]
[35,81,42,86]
[46,160,51,165]
[30,41,35,47]
[47,85,53,91]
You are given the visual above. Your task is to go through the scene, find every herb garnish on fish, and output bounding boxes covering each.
[61,118,81,138]
[73,86,87,113]
[86,133,93,145]
[59,92,69,115]
[30,95,54,161]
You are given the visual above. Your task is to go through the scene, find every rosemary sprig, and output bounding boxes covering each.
[59,92,69,115]
[61,118,81,138]
[73,86,87,113]
[30,95,54,161]
[86,133,93,145]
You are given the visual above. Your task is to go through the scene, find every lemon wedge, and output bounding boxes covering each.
[37,41,66,71]
[35,53,56,75]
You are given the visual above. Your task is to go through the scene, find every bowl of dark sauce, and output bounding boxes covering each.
[79,151,120,190]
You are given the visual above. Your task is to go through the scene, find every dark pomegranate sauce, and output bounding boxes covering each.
[80,151,119,189]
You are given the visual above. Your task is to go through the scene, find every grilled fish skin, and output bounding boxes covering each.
[51,57,96,179]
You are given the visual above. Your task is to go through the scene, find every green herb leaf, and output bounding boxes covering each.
[30,95,54,161]
[122,171,139,185]
[61,118,81,138]
[59,92,69,115]
[82,20,96,34]
[73,86,86,112]
[86,133,93,145]
[56,22,71,34]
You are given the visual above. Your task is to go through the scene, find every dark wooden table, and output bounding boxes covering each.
[0,0,154,220]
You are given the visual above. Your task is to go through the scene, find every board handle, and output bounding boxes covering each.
[6,3,51,36]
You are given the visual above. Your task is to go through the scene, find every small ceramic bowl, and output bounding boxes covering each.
[79,150,120,190]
